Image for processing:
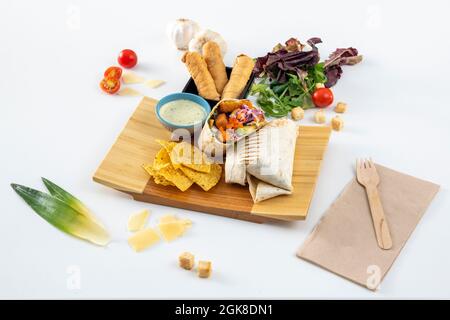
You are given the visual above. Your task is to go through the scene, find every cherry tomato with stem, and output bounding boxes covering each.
[312,87,334,108]
[118,49,138,68]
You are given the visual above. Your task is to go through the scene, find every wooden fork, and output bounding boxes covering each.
[356,159,393,250]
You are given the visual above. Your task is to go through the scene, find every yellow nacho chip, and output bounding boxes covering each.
[156,139,177,150]
[154,175,175,186]
[143,164,154,175]
[143,164,175,186]
[144,146,193,191]
[170,142,211,173]
[158,165,193,191]
[153,147,172,170]
[179,163,222,191]
[144,140,221,192]
[154,148,193,191]
[157,140,184,169]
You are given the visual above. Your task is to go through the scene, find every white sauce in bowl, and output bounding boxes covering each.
[159,99,206,126]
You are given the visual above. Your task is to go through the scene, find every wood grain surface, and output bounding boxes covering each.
[93,97,331,222]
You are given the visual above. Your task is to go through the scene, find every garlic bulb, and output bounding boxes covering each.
[167,19,200,50]
[188,29,227,56]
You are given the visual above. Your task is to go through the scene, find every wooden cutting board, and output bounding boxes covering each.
[93,97,331,223]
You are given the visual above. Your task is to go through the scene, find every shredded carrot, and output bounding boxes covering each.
[227,117,243,129]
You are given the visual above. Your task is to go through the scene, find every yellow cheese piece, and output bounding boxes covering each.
[158,222,185,242]
[145,79,165,89]
[128,228,160,252]
[159,214,177,224]
[159,215,192,229]
[122,72,145,84]
[158,221,186,242]
[127,209,150,232]
[117,87,142,96]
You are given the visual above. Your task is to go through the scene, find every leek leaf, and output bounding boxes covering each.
[11,183,110,246]
[41,177,101,225]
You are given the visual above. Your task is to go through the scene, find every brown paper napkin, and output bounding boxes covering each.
[297,164,439,290]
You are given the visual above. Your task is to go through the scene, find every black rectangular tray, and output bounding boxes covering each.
[182,67,256,107]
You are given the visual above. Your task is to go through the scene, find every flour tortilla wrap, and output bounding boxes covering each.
[198,99,266,159]
[247,174,292,203]
[198,112,226,158]
[224,142,246,186]
[246,118,298,191]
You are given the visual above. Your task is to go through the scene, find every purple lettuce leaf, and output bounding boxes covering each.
[253,37,322,83]
[324,47,363,87]
[323,65,343,88]
[307,37,322,46]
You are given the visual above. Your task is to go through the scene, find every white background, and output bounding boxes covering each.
[1,0,449,299]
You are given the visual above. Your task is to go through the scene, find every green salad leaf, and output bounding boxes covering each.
[251,63,326,117]
[250,84,291,117]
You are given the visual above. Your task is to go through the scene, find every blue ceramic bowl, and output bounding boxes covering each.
[155,93,211,134]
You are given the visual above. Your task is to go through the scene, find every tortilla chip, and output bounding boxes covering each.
[156,140,183,168]
[153,147,172,170]
[154,174,175,186]
[146,147,193,191]
[171,142,211,173]
[156,139,177,152]
[179,163,222,191]
[158,164,193,191]
[143,164,175,186]
[144,140,220,192]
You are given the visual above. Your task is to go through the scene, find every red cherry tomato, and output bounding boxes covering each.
[104,66,122,80]
[118,49,137,68]
[312,88,334,108]
[100,77,121,94]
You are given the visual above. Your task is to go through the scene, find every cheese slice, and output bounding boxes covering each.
[159,214,192,229]
[145,79,165,89]
[158,221,185,242]
[157,215,192,242]
[127,209,149,232]
[159,214,177,224]
[128,228,160,252]
[122,72,145,84]
[117,87,142,96]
